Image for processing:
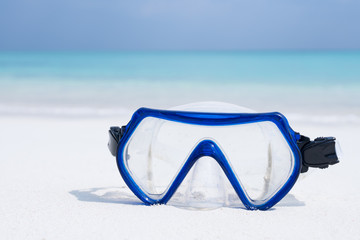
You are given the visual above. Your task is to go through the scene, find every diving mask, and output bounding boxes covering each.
[107,102,339,210]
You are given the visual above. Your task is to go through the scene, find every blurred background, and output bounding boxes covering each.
[1,0,360,117]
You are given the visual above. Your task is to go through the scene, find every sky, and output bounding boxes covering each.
[0,0,360,51]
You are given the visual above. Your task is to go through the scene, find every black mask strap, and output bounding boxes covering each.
[108,126,126,157]
[297,135,339,173]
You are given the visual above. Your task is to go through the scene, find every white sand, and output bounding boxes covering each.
[0,115,359,239]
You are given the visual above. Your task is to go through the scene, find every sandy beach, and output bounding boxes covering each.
[0,112,359,240]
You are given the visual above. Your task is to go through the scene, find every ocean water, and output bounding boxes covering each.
[0,51,359,118]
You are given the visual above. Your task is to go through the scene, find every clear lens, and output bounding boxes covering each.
[223,121,294,202]
[124,117,295,203]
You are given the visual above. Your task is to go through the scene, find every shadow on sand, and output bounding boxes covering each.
[70,187,305,209]
[70,187,144,206]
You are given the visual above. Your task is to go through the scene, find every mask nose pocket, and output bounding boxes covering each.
[185,156,226,209]
[167,140,245,209]
[168,156,245,209]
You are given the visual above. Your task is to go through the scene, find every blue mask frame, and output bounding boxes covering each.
[115,108,302,210]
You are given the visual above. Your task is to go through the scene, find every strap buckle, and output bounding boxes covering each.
[297,135,339,173]
[108,126,126,157]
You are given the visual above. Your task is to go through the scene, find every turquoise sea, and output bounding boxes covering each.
[0,51,359,117]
